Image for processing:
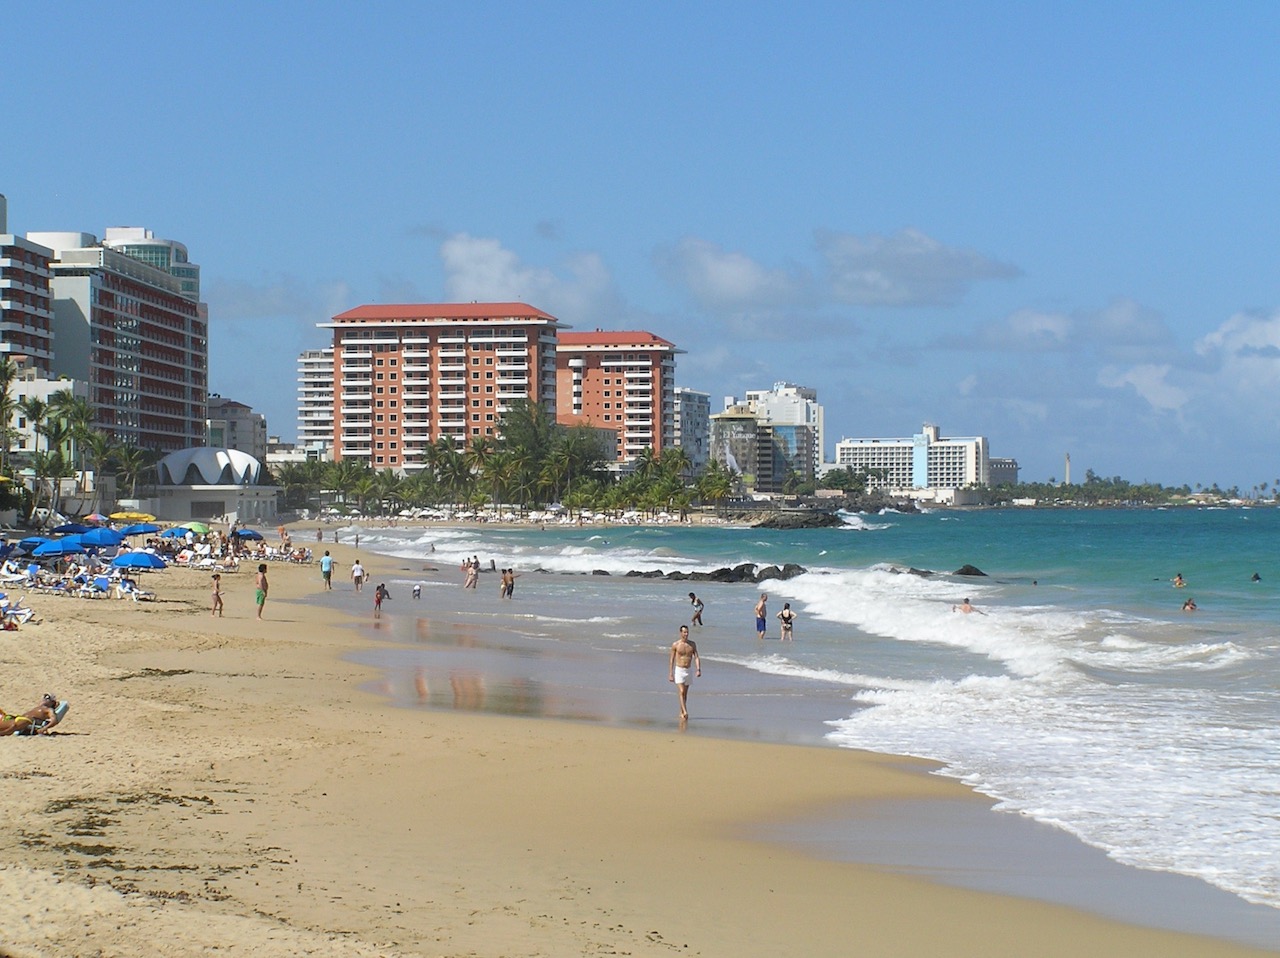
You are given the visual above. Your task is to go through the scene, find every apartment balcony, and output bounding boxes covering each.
[438,348,466,359]
[342,389,372,401]
[437,403,466,414]
[438,362,466,373]
[438,335,465,345]
[402,349,431,360]
[341,349,372,359]
[340,377,372,388]
[496,346,528,357]
[402,362,432,373]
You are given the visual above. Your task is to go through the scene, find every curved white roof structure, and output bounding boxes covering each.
[157,447,262,486]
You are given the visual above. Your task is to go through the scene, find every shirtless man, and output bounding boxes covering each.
[668,625,701,720]
[0,694,68,735]
[952,597,986,615]
[754,593,768,640]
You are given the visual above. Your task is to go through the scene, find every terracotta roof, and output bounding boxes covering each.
[332,302,559,322]
[557,330,677,349]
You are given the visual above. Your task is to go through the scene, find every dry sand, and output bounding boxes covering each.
[0,539,1273,957]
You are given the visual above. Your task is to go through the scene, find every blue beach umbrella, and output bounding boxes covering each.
[33,537,85,558]
[111,552,167,570]
[80,527,124,548]
[236,528,264,541]
[18,536,51,551]
[51,523,90,535]
[121,523,161,536]
[159,528,187,538]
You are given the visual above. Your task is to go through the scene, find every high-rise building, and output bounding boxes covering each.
[26,229,208,452]
[833,423,990,490]
[555,330,679,462]
[731,382,825,472]
[673,387,711,472]
[297,346,335,457]
[0,228,54,374]
[1,195,55,373]
[710,402,816,493]
[318,302,562,469]
[207,395,268,461]
[101,227,200,301]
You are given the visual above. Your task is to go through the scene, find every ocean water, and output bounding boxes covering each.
[347,507,1280,915]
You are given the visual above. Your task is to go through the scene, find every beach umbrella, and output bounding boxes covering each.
[52,522,90,535]
[18,536,51,551]
[160,527,187,538]
[181,522,212,535]
[236,528,264,540]
[85,512,109,522]
[33,537,85,558]
[110,511,156,522]
[121,522,160,536]
[80,527,124,548]
[111,552,167,570]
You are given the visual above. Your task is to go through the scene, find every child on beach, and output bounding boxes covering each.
[255,564,269,620]
[374,582,391,617]
[211,573,223,617]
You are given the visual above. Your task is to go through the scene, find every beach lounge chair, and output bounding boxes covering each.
[12,700,69,735]
[118,580,156,602]
[0,594,37,625]
[78,576,112,599]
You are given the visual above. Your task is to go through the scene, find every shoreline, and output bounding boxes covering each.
[0,533,1273,955]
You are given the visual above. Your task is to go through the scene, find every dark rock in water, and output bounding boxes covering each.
[665,570,689,580]
[753,511,844,530]
[907,567,935,577]
[624,570,644,577]
[755,564,782,582]
[780,563,806,580]
[728,563,757,582]
[592,569,611,576]
[640,569,664,578]
[954,564,987,577]
[688,570,714,581]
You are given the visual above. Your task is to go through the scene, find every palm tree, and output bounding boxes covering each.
[48,390,94,497]
[0,356,19,472]
[113,445,154,499]
[18,396,48,454]
[82,432,117,514]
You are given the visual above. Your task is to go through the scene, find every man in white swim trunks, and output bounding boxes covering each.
[668,625,701,721]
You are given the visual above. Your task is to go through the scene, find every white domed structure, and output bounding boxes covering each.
[157,447,263,486]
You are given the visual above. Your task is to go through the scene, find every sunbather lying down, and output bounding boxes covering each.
[1,694,69,735]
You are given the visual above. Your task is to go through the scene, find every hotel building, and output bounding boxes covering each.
[319,303,562,469]
[555,330,679,462]
[710,403,816,494]
[25,229,208,452]
[297,346,335,457]
[833,423,990,492]
[673,386,711,472]
[0,197,55,373]
[207,395,268,462]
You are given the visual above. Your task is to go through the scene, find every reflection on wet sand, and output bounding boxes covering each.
[409,666,602,721]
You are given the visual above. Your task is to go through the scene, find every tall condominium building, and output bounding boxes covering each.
[555,330,679,462]
[26,229,208,452]
[833,423,990,490]
[673,387,711,472]
[319,302,562,469]
[207,395,268,461]
[101,227,201,301]
[729,382,825,471]
[297,346,335,456]
[0,227,54,374]
[710,402,816,493]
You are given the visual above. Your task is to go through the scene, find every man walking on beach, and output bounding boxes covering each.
[754,593,768,640]
[320,550,333,590]
[668,625,701,720]
[351,559,365,592]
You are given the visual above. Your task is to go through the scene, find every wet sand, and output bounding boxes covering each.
[0,536,1274,956]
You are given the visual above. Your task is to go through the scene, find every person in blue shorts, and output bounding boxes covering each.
[754,593,768,640]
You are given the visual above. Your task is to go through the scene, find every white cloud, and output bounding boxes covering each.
[816,227,1020,307]
[1097,364,1188,412]
[439,233,623,324]
[1195,311,1280,394]
[654,237,810,312]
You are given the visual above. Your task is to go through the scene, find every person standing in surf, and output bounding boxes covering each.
[754,593,768,640]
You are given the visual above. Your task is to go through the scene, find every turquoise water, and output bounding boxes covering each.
[353,506,1280,912]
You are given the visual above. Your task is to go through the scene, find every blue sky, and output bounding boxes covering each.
[6,2,1280,490]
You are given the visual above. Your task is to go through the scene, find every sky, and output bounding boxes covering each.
[6,1,1280,491]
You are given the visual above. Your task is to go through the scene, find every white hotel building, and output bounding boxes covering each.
[296,346,335,457]
[833,423,990,502]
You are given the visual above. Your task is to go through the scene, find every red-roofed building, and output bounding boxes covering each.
[318,303,562,469]
[556,330,680,462]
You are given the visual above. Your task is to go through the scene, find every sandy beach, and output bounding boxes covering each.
[0,534,1274,957]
